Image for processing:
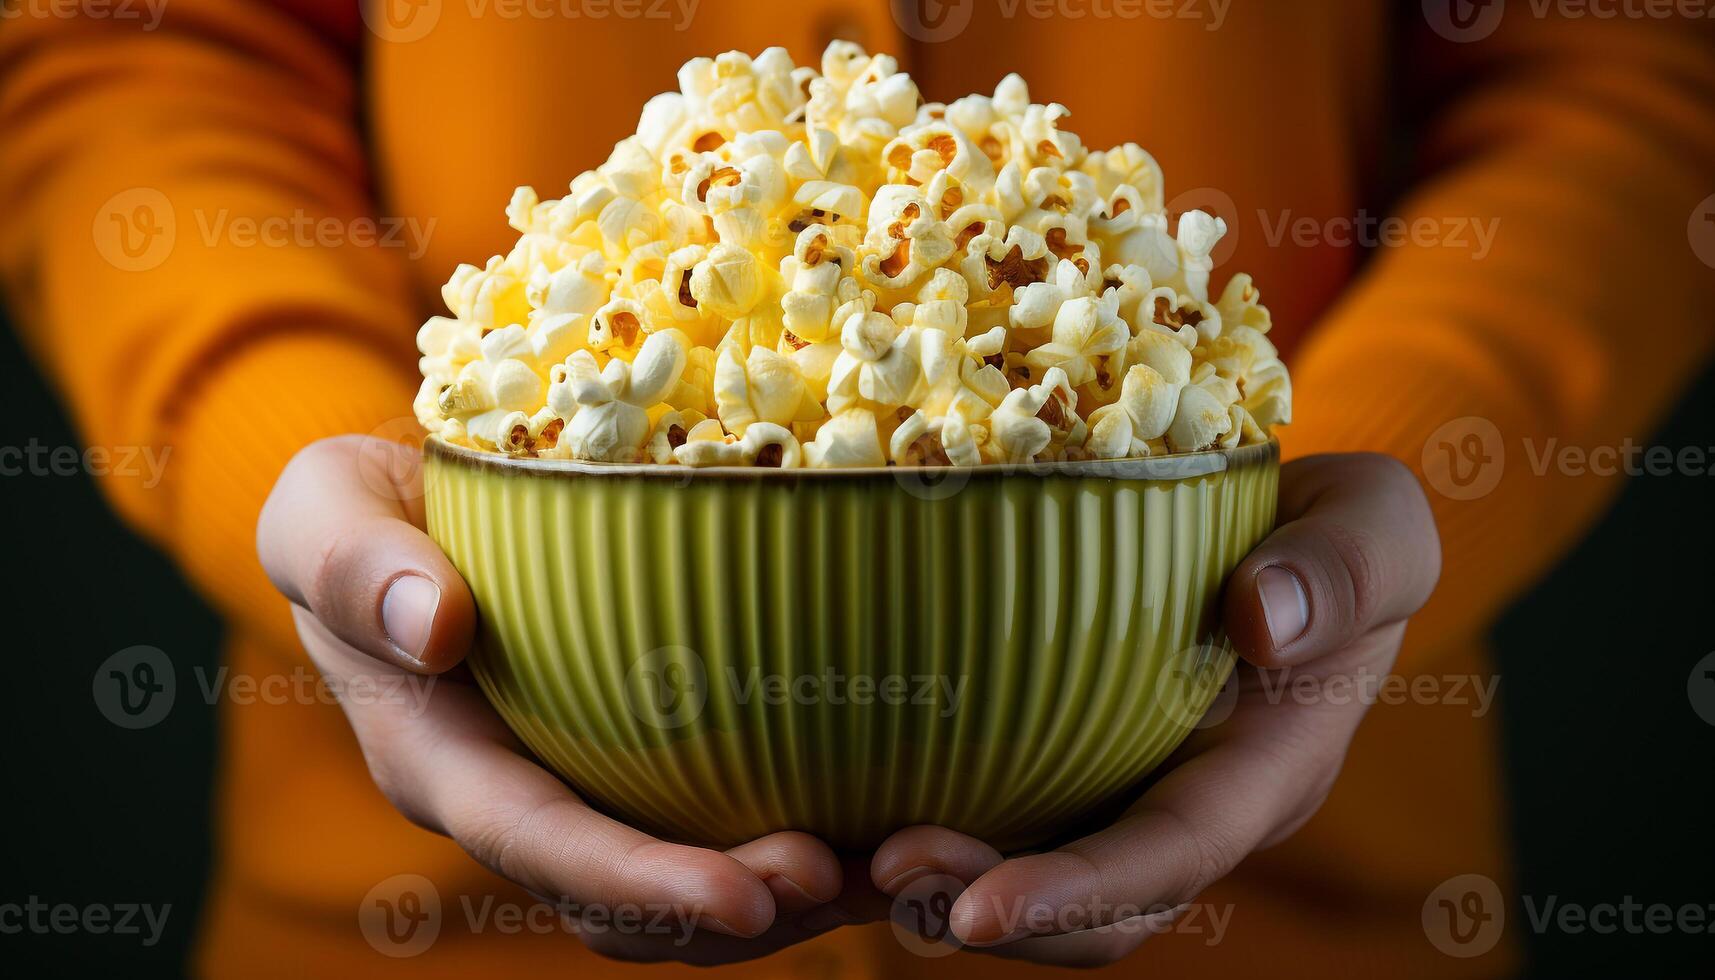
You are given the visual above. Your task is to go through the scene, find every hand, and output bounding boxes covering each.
[257,435,868,965]
[870,453,1441,966]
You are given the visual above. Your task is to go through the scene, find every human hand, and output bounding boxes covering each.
[871,453,1441,966]
[258,434,870,964]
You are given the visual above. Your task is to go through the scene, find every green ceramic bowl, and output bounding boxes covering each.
[423,437,1279,851]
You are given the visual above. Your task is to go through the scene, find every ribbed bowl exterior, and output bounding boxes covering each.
[424,440,1279,851]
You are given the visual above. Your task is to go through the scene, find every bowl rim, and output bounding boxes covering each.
[425,433,1279,483]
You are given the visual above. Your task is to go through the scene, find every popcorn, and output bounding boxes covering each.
[713,345,821,435]
[805,408,886,468]
[417,43,1290,468]
[555,331,689,462]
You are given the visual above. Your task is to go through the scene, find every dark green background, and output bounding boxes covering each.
[0,315,1710,977]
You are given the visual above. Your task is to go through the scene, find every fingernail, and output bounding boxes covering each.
[382,574,440,665]
[1257,565,1309,648]
[879,865,938,894]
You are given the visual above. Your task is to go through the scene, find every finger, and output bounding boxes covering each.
[871,825,1003,895]
[577,908,843,966]
[946,718,1347,946]
[1224,453,1441,668]
[296,612,777,939]
[258,435,474,672]
[583,847,882,963]
[410,712,778,938]
[978,917,1155,967]
[725,832,844,914]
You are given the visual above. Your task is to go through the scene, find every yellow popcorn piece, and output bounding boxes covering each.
[805,408,886,468]
[416,42,1289,467]
[714,345,821,435]
[690,244,765,321]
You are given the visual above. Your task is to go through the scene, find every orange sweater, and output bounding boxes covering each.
[3,3,1713,977]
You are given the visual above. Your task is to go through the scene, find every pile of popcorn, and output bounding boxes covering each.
[415,43,1290,468]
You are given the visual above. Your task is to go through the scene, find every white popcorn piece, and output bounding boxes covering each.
[1022,289,1127,389]
[985,366,1077,464]
[828,306,920,413]
[739,422,802,468]
[1165,383,1234,454]
[645,409,705,463]
[804,408,886,468]
[690,244,765,321]
[415,42,1289,465]
[714,345,820,435]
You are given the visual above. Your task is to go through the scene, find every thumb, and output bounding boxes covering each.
[1223,453,1441,668]
[258,435,474,672]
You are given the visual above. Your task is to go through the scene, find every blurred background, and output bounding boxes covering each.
[5,0,1715,975]
[4,307,1712,976]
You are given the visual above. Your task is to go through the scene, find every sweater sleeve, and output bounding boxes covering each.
[1278,10,1715,653]
[0,1,419,649]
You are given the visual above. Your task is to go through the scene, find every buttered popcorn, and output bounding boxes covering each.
[416,43,1290,467]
